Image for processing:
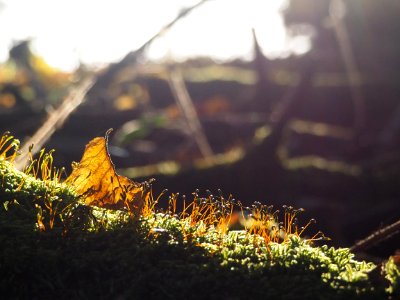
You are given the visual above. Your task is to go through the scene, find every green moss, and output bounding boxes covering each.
[385,257,400,296]
[1,156,399,299]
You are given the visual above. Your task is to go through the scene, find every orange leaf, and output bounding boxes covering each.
[65,130,150,215]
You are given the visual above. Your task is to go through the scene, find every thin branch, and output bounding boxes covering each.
[351,219,400,253]
[330,0,366,135]
[136,0,209,55]
[167,67,214,158]
[94,0,210,88]
[15,0,210,169]
[14,78,94,170]
[264,63,315,155]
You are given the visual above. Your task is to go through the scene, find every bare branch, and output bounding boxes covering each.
[15,0,210,168]
[167,67,214,158]
[330,0,366,135]
[351,219,400,253]
[14,78,94,170]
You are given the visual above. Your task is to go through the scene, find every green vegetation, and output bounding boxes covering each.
[0,132,399,299]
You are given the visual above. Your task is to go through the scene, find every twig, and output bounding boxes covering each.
[351,219,400,253]
[93,0,210,88]
[136,0,209,54]
[265,62,315,155]
[167,67,214,158]
[14,78,94,170]
[330,0,366,135]
[15,0,210,169]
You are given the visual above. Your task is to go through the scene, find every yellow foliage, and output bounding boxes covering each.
[65,130,151,216]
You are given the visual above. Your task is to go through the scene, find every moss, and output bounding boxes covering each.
[1,144,399,299]
[385,257,400,297]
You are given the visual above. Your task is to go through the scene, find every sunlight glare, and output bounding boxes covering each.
[0,0,291,71]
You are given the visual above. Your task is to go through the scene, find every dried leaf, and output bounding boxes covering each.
[66,130,150,215]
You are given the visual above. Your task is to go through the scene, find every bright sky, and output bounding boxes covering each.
[0,0,309,72]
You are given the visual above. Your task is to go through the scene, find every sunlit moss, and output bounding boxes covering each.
[385,257,400,296]
[0,132,399,299]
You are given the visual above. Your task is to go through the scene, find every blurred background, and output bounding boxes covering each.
[1,0,399,256]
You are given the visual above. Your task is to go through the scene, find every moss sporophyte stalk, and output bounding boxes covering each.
[0,131,399,299]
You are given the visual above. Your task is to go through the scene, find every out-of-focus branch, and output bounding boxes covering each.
[14,78,94,170]
[167,67,214,158]
[93,0,210,89]
[351,219,400,253]
[330,0,366,135]
[15,0,210,169]
[264,63,314,156]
